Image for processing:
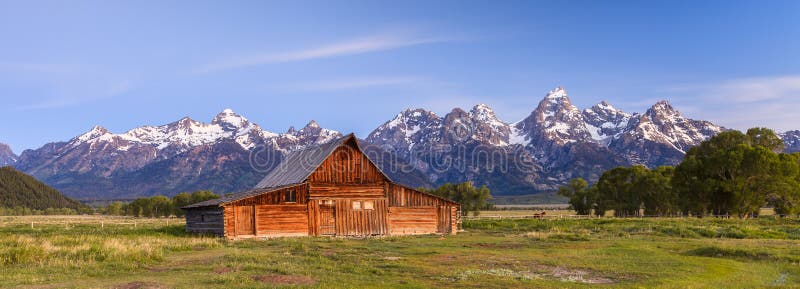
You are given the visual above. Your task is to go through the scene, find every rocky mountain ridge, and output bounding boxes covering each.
[8,87,797,198]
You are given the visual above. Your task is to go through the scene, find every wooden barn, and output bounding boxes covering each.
[182,134,459,239]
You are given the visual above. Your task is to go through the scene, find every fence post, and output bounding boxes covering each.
[31,221,33,229]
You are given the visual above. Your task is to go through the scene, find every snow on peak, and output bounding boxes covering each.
[595,101,619,112]
[76,126,111,142]
[304,120,320,129]
[647,100,680,117]
[212,108,250,130]
[545,86,568,100]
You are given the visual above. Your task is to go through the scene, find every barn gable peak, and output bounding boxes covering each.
[253,133,391,189]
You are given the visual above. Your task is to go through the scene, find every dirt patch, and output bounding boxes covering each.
[383,256,402,261]
[147,251,223,273]
[253,275,316,286]
[112,282,167,289]
[213,266,238,274]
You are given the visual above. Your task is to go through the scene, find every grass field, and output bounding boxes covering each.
[2,215,800,288]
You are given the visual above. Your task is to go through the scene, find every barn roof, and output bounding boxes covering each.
[181,183,304,209]
[182,133,396,209]
[254,133,391,189]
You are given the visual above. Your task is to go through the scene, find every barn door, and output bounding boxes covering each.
[319,200,336,235]
[235,205,255,236]
[437,206,451,234]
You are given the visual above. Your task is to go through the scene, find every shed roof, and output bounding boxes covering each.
[182,183,304,209]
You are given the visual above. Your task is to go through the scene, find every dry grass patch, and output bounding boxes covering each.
[252,274,316,286]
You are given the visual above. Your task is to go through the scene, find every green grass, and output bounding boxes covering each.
[1,216,800,288]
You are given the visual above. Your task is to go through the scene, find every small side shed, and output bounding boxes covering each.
[183,134,460,239]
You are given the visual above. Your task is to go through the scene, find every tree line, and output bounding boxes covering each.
[420,181,492,216]
[101,191,220,217]
[560,128,800,218]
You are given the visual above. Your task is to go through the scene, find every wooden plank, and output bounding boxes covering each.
[388,207,437,235]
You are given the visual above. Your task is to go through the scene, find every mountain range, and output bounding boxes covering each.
[2,87,798,199]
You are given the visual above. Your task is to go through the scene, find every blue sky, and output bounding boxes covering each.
[1,0,799,152]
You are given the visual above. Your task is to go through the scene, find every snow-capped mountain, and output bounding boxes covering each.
[582,101,631,146]
[783,130,800,153]
[0,143,17,166]
[15,109,341,199]
[609,100,723,167]
[12,87,797,199]
[365,87,726,193]
[512,87,594,147]
[366,108,442,158]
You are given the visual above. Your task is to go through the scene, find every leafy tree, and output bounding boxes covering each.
[190,191,220,204]
[421,182,491,216]
[171,192,192,217]
[150,196,173,218]
[746,127,785,153]
[636,166,677,216]
[106,202,123,215]
[596,166,640,217]
[674,128,800,218]
[558,178,598,215]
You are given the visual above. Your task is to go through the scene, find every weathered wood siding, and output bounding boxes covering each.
[308,183,385,199]
[336,199,388,236]
[185,206,225,235]
[255,204,309,237]
[388,183,453,207]
[307,140,387,184]
[388,207,437,235]
[387,183,459,235]
[193,136,459,239]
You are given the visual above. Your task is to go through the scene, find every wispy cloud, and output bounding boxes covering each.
[663,75,800,132]
[667,75,800,103]
[16,80,133,110]
[194,32,454,74]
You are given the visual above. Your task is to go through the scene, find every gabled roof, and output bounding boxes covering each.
[254,133,391,189]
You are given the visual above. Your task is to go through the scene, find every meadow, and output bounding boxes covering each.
[1,215,799,288]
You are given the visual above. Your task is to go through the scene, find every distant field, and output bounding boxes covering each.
[2,215,800,288]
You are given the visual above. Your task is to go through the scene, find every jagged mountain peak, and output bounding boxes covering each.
[471,103,493,112]
[303,120,320,129]
[590,101,623,113]
[545,86,568,100]
[286,126,297,134]
[646,100,681,117]
[212,108,250,130]
[170,116,202,129]
[0,142,17,166]
[470,103,501,121]
[75,125,111,142]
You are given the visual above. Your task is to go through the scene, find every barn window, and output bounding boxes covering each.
[352,201,362,210]
[201,214,208,222]
[286,190,297,203]
[363,201,374,210]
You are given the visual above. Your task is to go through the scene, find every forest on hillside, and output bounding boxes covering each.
[0,166,85,211]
